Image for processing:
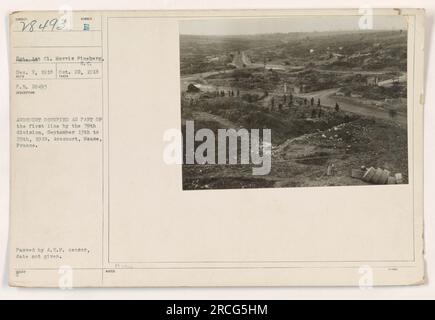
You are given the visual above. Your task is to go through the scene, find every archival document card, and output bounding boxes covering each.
[9,9,425,287]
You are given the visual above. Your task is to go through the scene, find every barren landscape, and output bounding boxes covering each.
[180,27,408,190]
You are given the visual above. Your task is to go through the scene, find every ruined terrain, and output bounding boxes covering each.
[180,30,408,189]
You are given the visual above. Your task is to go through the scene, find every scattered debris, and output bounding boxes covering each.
[387,177,396,184]
[354,166,403,184]
[373,168,384,184]
[395,173,403,184]
[351,168,365,179]
[362,167,376,182]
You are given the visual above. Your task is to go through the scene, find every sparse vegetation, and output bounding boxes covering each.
[180,30,408,189]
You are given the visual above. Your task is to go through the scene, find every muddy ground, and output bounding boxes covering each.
[180,30,408,190]
[181,95,408,190]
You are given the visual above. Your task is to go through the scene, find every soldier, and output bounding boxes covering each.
[326,164,335,176]
[317,98,321,107]
[335,102,340,112]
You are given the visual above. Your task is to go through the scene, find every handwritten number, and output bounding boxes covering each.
[38,19,49,32]
[20,18,68,32]
[20,20,37,32]
[56,18,67,31]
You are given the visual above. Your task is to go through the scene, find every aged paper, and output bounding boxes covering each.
[9,9,425,287]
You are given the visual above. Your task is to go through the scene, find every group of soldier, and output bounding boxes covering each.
[188,85,341,117]
[269,94,340,118]
[215,89,240,97]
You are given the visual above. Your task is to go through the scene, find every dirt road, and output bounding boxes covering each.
[313,68,386,75]
[297,88,407,126]
[181,52,407,126]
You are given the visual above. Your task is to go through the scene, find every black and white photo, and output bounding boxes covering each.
[180,16,408,190]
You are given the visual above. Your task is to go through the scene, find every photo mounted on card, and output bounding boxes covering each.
[9,9,425,287]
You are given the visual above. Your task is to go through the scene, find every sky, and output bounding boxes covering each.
[179,15,407,35]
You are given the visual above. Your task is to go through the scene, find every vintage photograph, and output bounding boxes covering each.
[180,16,408,190]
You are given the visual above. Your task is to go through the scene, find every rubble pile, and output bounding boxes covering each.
[351,166,403,184]
[286,121,370,152]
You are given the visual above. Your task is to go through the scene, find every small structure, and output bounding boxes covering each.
[187,84,200,93]
[366,76,379,86]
